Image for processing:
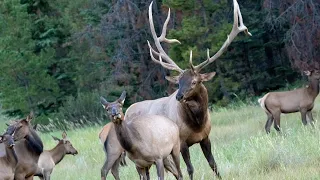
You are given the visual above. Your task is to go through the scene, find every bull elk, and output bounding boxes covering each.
[123,0,251,179]
[100,91,183,180]
[35,131,78,180]
[7,112,44,180]
[258,70,320,133]
[0,128,17,180]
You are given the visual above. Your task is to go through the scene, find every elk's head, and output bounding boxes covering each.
[147,0,251,102]
[7,112,34,141]
[52,131,78,155]
[0,130,16,148]
[100,91,126,124]
[305,70,320,80]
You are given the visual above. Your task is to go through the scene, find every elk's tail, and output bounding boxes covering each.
[258,93,271,115]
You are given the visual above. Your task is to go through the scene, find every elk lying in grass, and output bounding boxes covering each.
[123,0,251,179]
[8,112,44,180]
[100,91,183,180]
[35,131,78,180]
[258,70,320,133]
[0,128,17,180]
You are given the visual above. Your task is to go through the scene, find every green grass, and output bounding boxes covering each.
[1,98,320,180]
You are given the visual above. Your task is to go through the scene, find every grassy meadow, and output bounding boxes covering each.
[1,98,320,180]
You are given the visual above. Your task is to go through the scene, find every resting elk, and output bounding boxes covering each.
[124,0,251,179]
[100,91,183,180]
[258,70,320,133]
[0,127,17,180]
[7,112,44,180]
[35,131,78,180]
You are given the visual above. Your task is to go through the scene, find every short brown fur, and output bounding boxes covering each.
[259,70,320,133]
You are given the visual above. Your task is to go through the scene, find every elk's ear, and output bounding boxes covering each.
[26,111,34,123]
[200,72,216,82]
[165,76,179,84]
[52,135,61,142]
[118,91,126,105]
[100,96,109,108]
[62,131,67,139]
[304,71,311,76]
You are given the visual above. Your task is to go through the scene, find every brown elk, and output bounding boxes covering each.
[258,70,320,133]
[7,112,44,180]
[99,112,178,179]
[100,91,183,180]
[123,0,251,179]
[0,127,17,180]
[35,131,78,180]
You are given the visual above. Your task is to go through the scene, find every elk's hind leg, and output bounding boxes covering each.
[171,143,183,180]
[273,111,281,132]
[200,137,221,179]
[265,113,274,134]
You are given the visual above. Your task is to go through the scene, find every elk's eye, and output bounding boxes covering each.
[192,81,196,85]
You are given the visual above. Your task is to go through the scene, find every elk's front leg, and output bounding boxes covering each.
[300,109,308,125]
[181,142,194,180]
[200,137,221,179]
[306,111,315,127]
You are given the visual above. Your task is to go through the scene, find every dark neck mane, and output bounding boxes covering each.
[114,121,137,153]
[4,146,18,169]
[26,129,44,155]
[179,84,209,132]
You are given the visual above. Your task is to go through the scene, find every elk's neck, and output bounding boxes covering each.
[49,144,66,165]
[307,78,320,98]
[26,130,44,155]
[179,84,209,132]
[113,121,134,152]
[5,146,18,168]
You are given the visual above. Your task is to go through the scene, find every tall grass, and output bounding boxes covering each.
[1,98,320,179]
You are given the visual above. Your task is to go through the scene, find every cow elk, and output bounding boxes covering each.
[7,112,44,180]
[258,70,320,133]
[36,131,78,180]
[99,105,178,180]
[100,91,183,180]
[0,128,17,180]
[124,0,251,179]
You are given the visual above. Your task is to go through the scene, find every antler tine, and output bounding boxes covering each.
[194,0,251,72]
[159,8,181,44]
[189,50,195,70]
[148,41,183,72]
[148,1,183,73]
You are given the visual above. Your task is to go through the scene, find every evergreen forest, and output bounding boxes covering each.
[0,0,319,127]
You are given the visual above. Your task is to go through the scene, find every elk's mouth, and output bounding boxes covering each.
[113,114,122,120]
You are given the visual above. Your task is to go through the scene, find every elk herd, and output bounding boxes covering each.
[1,0,319,179]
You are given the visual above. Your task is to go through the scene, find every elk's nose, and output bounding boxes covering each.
[111,108,118,116]
[176,93,184,101]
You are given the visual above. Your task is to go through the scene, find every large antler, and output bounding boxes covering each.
[191,0,252,72]
[147,1,183,73]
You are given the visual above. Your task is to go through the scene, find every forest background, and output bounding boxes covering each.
[0,0,319,128]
